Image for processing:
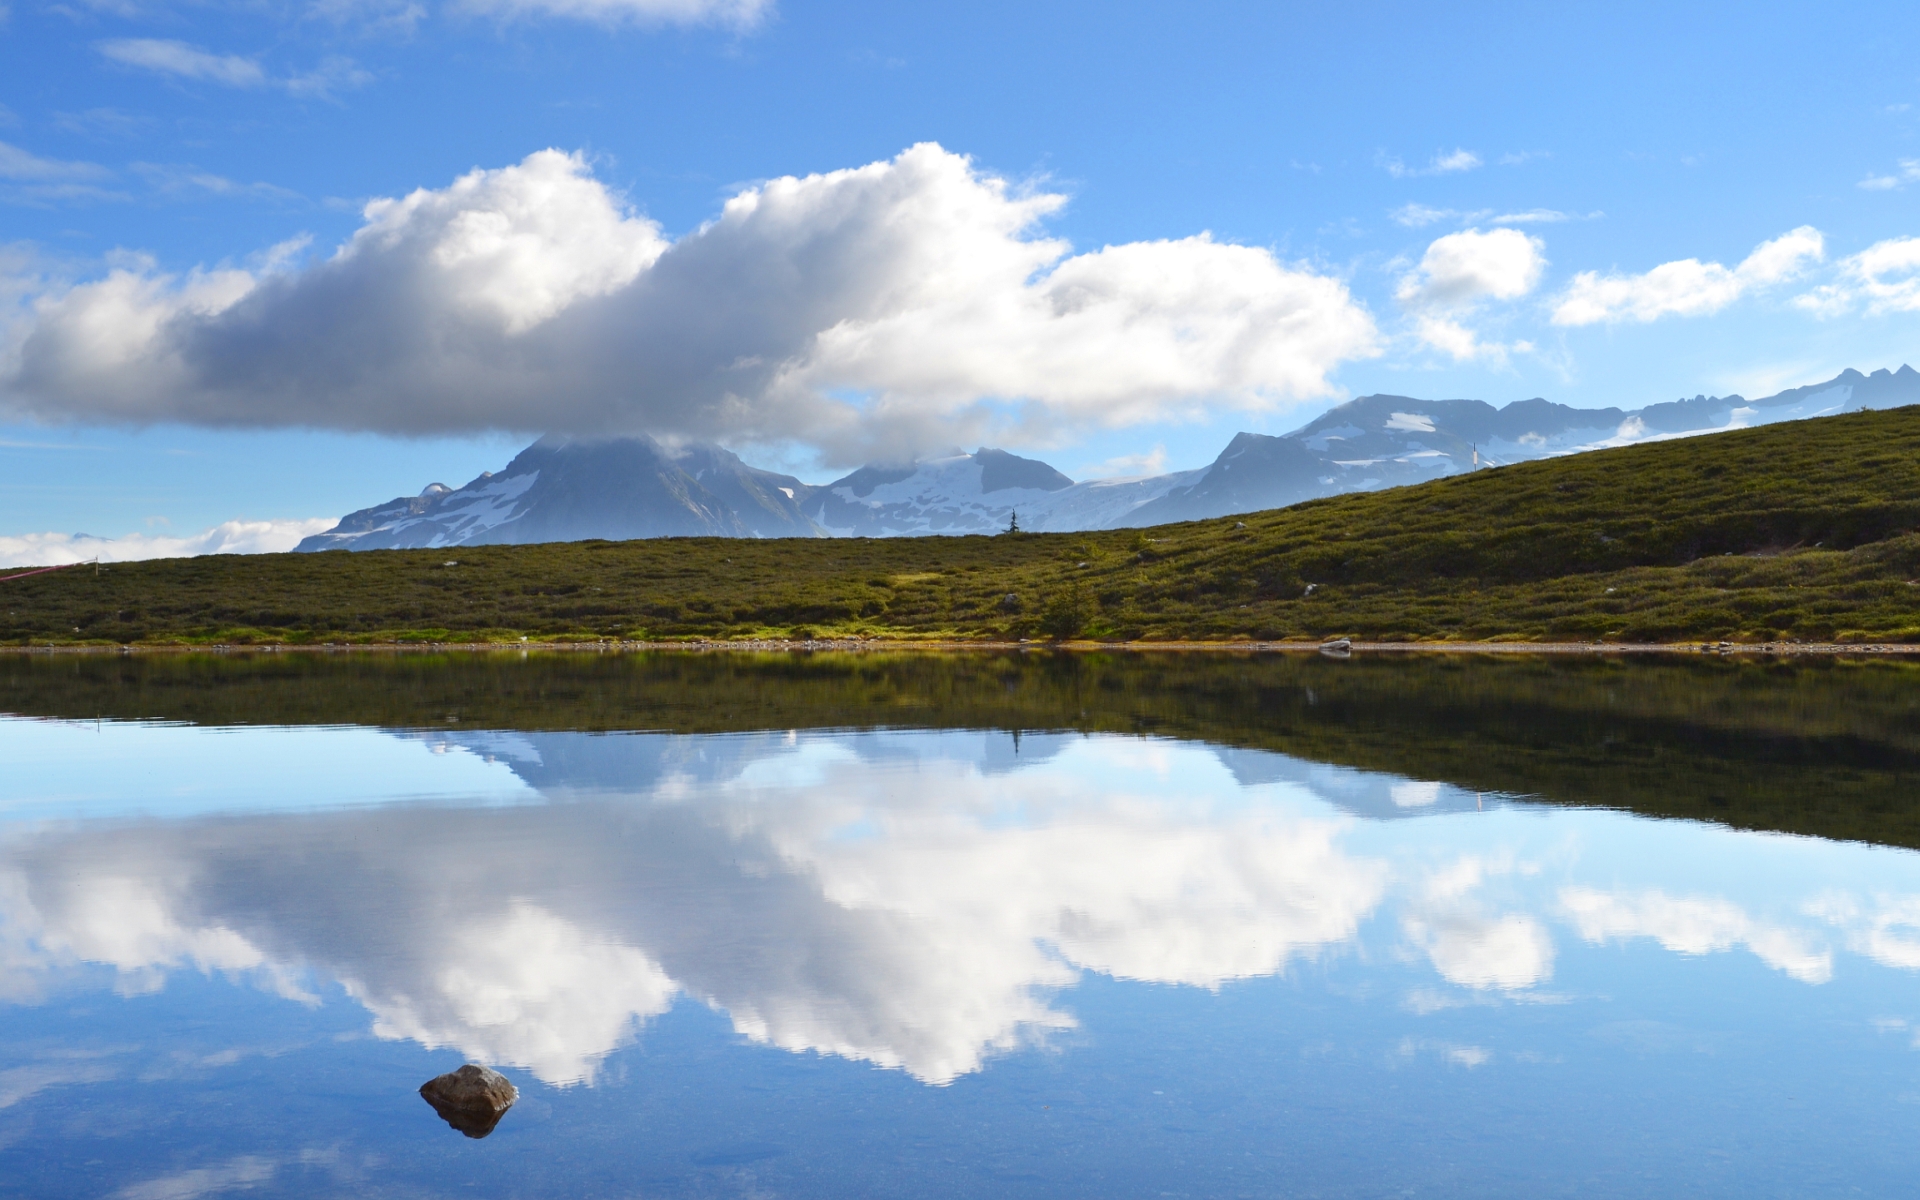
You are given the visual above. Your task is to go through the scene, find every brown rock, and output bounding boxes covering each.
[419,1064,519,1139]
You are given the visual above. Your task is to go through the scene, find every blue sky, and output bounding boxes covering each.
[2,0,1918,551]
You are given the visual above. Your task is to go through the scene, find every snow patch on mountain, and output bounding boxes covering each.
[290,364,1920,553]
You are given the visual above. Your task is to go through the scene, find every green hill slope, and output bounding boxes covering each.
[8,406,1920,645]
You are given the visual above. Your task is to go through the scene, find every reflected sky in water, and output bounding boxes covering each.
[5,715,1920,1197]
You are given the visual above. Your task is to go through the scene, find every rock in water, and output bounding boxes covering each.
[420,1064,519,1139]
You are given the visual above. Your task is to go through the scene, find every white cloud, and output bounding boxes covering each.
[1551,226,1825,326]
[0,145,123,206]
[457,0,771,26]
[1859,160,1920,191]
[0,518,336,568]
[1392,205,1591,230]
[1389,203,1466,228]
[97,40,370,98]
[1795,236,1920,317]
[99,40,267,88]
[0,141,112,183]
[0,143,1380,465]
[1382,149,1482,179]
[1561,886,1832,984]
[283,56,375,99]
[306,0,429,34]
[1489,209,1584,225]
[130,164,300,202]
[1396,227,1546,309]
[1393,228,1543,365]
[1410,316,1531,366]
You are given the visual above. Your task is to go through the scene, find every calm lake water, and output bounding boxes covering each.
[4,650,1920,1198]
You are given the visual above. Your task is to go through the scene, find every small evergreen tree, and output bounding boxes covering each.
[1005,510,1020,534]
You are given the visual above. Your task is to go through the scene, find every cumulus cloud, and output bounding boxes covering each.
[1794,236,1920,317]
[0,518,336,568]
[1551,226,1825,326]
[1409,315,1532,366]
[1395,228,1544,365]
[0,143,1380,464]
[1396,227,1546,309]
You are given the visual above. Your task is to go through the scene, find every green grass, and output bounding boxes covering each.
[10,405,1920,645]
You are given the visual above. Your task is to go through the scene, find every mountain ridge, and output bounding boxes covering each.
[296,365,1920,552]
[24,402,1920,648]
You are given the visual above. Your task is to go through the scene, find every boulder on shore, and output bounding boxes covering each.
[419,1064,519,1139]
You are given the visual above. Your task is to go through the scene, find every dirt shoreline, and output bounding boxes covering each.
[4,638,1917,657]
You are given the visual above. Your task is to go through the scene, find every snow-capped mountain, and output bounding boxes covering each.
[295,435,821,551]
[1120,365,1920,526]
[800,448,1074,536]
[795,447,1202,535]
[296,365,1920,551]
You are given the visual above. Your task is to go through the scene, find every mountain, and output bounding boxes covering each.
[297,365,1920,551]
[295,436,821,551]
[799,448,1074,536]
[1121,365,1920,525]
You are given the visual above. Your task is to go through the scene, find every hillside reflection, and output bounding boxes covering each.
[8,648,1920,847]
[4,725,1917,1087]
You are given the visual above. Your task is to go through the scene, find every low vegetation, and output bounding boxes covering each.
[8,406,1920,645]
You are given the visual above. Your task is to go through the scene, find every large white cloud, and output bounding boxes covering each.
[0,144,1380,464]
[1552,226,1825,326]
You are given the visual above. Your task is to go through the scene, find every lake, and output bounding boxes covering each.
[3,649,1920,1198]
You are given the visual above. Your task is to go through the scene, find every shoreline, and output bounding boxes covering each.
[4,638,1917,657]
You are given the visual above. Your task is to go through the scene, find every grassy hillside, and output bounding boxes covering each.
[8,406,1920,645]
[8,650,1920,851]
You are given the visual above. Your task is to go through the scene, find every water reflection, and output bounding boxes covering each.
[4,722,1918,1094]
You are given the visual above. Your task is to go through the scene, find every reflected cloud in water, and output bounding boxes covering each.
[1,724,1916,1089]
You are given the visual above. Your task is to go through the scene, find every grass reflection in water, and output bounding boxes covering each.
[5,648,1919,850]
